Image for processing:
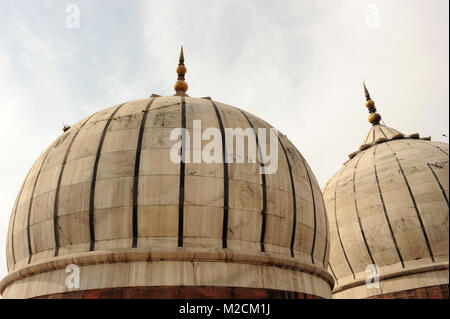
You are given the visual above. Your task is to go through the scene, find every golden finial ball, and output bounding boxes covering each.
[365,99,375,108]
[174,80,188,93]
[368,113,381,124]
[176,65,187,75]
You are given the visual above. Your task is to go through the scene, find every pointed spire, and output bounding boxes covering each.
[179,46,184,64]
[363,82,381,126]
[363,82,371,101]
[174,46,189,96]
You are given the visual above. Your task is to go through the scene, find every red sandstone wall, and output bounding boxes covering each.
[34,286,322,299]
[367,284,449,299]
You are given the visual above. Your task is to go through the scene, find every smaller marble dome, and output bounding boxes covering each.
[0,48,333,299]
[323,85,449,299]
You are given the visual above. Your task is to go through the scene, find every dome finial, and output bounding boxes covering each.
[363,81,381,126]
[363,81,371,100]
[174,46,189,96]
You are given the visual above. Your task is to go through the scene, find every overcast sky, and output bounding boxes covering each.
[0,0,448,282]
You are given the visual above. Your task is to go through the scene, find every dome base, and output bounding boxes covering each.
[332,261,449,299]
[1,248,333,299]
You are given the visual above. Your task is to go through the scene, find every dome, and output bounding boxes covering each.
[323,86,449,299]
[0,50,333,298]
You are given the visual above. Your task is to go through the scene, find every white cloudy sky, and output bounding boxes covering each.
[0,0,448,282]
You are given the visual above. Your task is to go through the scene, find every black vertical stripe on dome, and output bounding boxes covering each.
[423,141,449,156]
[384,126,400,136]
[378,126,388,139]
[10,168,32,269]
[321,192,329,267]
[353,152,376,266]
[434,145,448,156]
[333,166,356,278]
[321,181,331,267]
[373,144,405,267]
[371,128,376,144]
[298,154,317,264]
[362,130,371,145]
[54,115,95,257]
[178,96,186,247]
[328,263,338,285]
[278,137,297,258]
[241,111,267,252]
[432,144,448,156]
[427,163,449,206]
[26,146,55,264]
[211,101,229,249]
[385,142,435,262]
[89,103,126,251]
[382,126,394,135]
[132,98,156,248]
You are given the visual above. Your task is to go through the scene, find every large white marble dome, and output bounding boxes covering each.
[1,50,333,299]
